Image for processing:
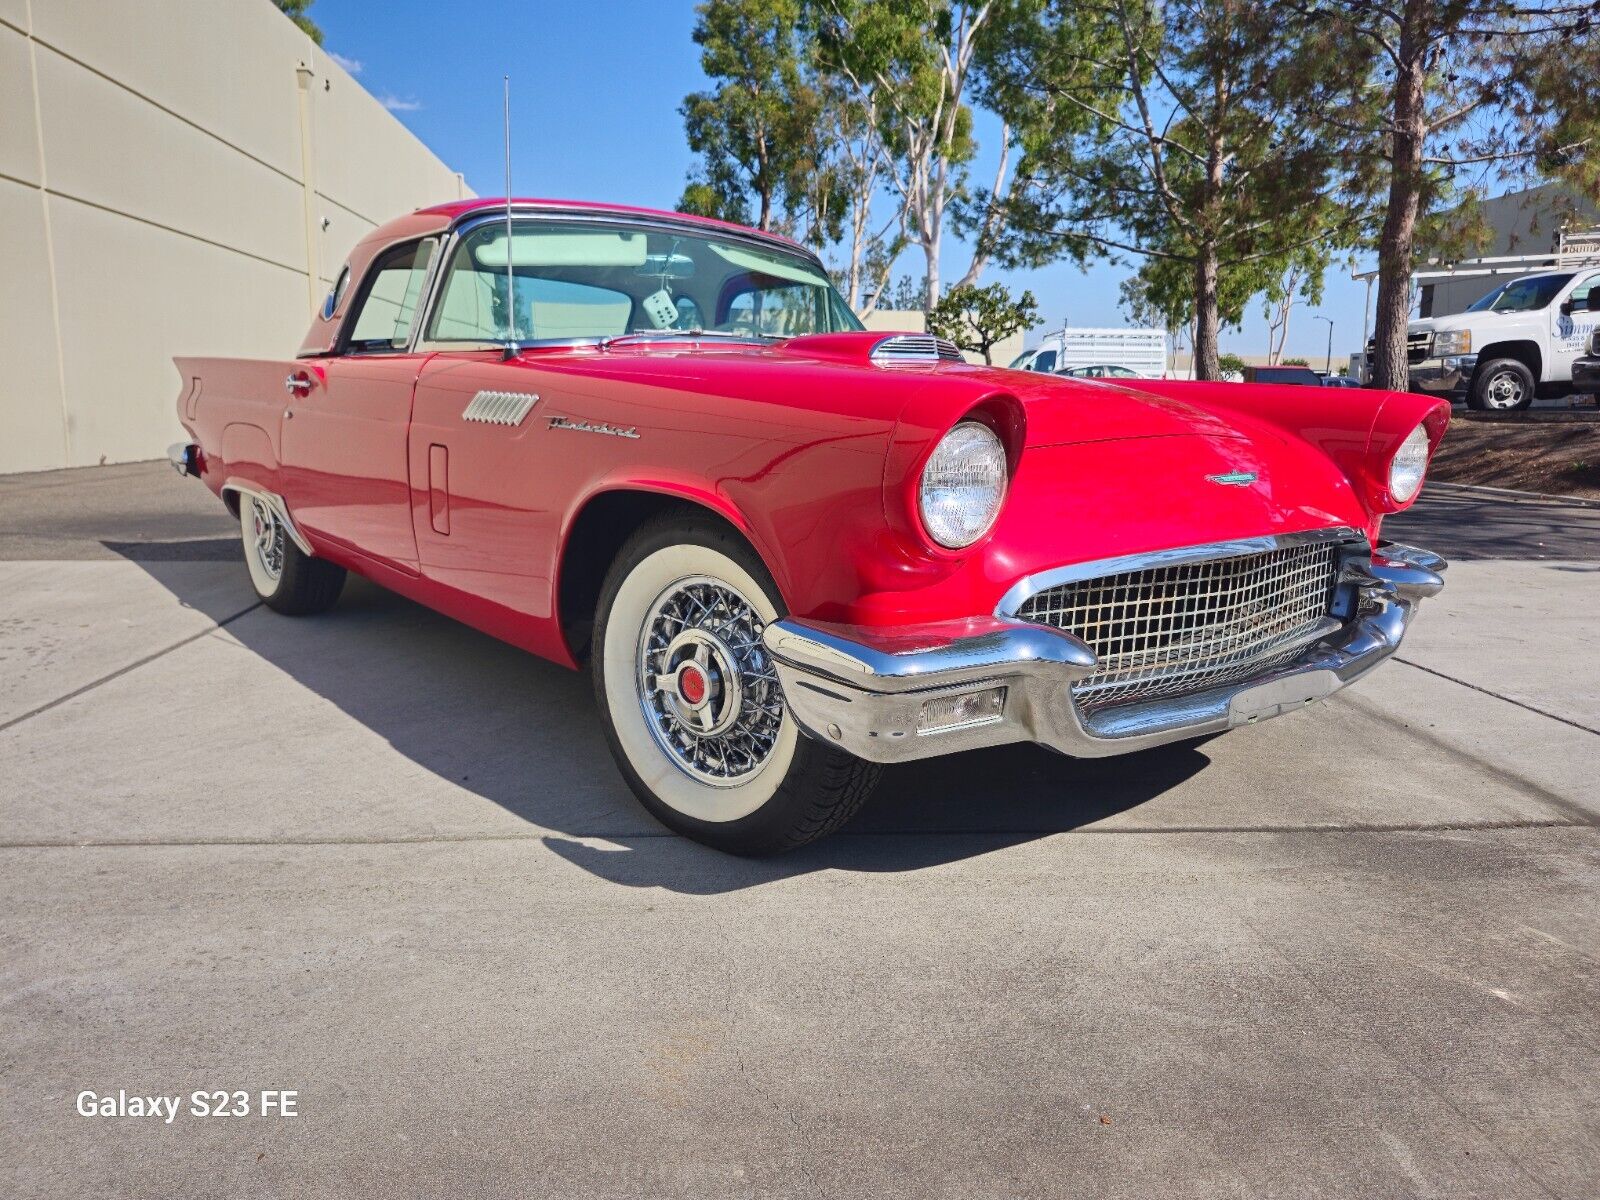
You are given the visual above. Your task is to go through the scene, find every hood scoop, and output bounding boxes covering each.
[869,334,963,365]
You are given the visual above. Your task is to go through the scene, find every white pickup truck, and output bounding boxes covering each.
[1383,268,1600,410]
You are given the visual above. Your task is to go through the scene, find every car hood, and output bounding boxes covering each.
[765,333,1241,447]
[517,333,1240,448]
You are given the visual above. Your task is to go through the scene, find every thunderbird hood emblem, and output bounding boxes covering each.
[1206,471,1258,486]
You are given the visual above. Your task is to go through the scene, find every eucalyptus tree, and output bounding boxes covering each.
[678,0,823,233]
[813,1,1038,309]
[985,0,1360,378]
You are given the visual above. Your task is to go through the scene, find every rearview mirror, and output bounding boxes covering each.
[636,253,696,280]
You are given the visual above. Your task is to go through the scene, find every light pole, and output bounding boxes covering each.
[1313,315,1334,376]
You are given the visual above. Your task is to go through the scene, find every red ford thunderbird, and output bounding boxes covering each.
[170,198,1448,854]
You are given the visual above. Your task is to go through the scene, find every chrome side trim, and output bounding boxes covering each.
[463,389,539,426]
[220,481,313,557]
[995,526,1361,616]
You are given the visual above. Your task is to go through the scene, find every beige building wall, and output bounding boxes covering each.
[860,308,1028,368]
[1425,184,1600,317]
[0,0,470,474]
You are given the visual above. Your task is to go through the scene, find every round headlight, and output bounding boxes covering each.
[1388,423,1430,504]
[919,421,1008,548]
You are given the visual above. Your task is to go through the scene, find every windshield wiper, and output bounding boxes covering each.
[598,328,777,350]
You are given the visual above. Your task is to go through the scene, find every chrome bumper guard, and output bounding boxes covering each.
[762,541,1445,764]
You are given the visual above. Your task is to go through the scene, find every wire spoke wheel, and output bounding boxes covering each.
[635,575,783,787]
[248,496,285,582]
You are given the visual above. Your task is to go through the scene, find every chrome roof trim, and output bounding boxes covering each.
[442,206,830,272]
[994,526,1364,617]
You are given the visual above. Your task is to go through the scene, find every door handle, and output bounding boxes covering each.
[285,372,313,397]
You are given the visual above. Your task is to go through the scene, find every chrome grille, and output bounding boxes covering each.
[1015,542,1341,712]
[1365,332,1431,365]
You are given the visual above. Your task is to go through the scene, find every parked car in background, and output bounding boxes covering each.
[1321,375,1364,388]
[169,197,1449,855]
[1370,267,1600,410]
[1243,364,1324,387]
[1011,327,1167,378]
[1057,364,1141,379]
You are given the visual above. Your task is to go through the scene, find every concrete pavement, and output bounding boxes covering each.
[1,463,1596,1198]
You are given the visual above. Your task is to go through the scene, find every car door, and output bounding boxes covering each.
[1554,273,1600,381]
[401,221,633,632]
[280,236,439,569]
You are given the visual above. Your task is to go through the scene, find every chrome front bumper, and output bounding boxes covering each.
[763,542,1445,764]
[1408,355,1476,397]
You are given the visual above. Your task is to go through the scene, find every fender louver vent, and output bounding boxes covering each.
[869,335,963,366]
[462,390,540,426]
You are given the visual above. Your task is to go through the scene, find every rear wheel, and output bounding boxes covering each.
[592,515,879,854]
[1468,358,1534,411]
[239,495,345,615]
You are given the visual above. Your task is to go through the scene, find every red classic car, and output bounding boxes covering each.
[170,198,1448,854]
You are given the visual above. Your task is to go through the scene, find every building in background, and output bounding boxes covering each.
[1416,184,1599,318]
[0,0,470,474]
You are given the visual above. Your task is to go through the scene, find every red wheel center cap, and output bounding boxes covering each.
[677,665,708,706]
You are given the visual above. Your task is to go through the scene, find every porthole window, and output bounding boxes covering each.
[321,266,350,321]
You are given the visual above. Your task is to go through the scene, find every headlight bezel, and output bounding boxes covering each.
[917,420,1010,550]
[1387,422,1431,505]
[1431,328,1471,357]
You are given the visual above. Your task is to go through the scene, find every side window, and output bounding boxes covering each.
[1033,349,1057,373]
[345,239,437,352]
[1569,275,1597,309]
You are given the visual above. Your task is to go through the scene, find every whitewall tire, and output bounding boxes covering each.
[592,514,879,854]
[238,494,345,615]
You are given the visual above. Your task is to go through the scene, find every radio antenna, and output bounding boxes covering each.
[502,75,516,357]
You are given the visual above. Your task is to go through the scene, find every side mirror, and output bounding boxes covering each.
[1588,291,1600,313]
[1560,299,1574,315]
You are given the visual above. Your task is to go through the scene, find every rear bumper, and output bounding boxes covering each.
[168,441,199,477]
[763,543,1445,764]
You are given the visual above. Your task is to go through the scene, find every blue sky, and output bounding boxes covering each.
[314,0,1379,363]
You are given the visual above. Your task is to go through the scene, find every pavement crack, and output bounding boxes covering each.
[1395,656,1600,736]
[0,818,1591,851]
[0,601,262,735]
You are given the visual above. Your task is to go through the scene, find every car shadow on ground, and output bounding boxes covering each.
[110,538,1211,893]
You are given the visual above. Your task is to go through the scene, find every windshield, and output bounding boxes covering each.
[425,218,863,345]
[1466,273,1573,314]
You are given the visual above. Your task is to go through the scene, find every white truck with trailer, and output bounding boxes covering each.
[1009,326,1168,378]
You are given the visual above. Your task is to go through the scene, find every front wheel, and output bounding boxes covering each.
[592,515,879,854]
[1467,358,1535,411]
